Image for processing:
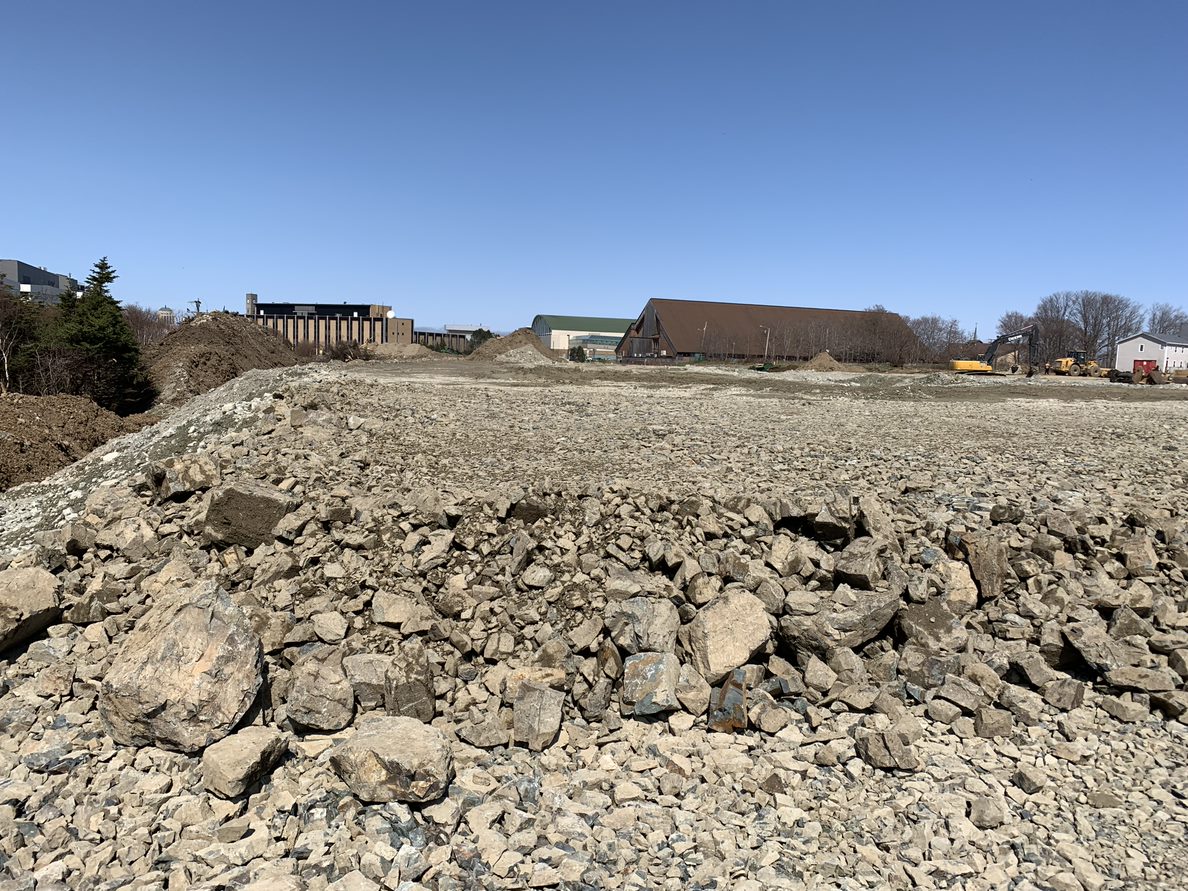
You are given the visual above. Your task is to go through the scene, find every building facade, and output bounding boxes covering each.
[616,298,916,364]
[1115,332,1188,373]
[531,315,636,354]
[0,259,80,306]
[245,293,413,352]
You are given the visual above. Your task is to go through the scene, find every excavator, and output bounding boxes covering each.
[949,325,1039,375]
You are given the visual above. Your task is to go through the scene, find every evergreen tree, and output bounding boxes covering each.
[56,257,156,413]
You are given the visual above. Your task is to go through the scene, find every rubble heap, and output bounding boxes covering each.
[0,373,1186,890]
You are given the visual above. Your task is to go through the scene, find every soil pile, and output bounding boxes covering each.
[0,394,143,491]
[146,313,299,405]
[372,342,436,360]
[468,327,558,364]
[804,350,844,371]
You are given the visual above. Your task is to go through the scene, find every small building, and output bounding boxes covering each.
[569,334,622,361]
[616,298,916,364]
[1115,331,1188,373]
[244,293,413,352]
[0,259,79,306]
[413,328,471,352]
[531,315,635,354]
[156,307,176,325]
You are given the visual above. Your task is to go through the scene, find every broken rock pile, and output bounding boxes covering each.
[0,389,1186,888]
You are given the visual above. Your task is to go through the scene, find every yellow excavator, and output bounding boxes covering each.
[950,325,1039,375]
[1047,350,1110,377]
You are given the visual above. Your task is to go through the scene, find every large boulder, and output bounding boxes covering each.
[680,590,772,684]
[0,567,60,653]
[605,597,680,655]
[99,583,263,753]
[620,652,681,716]
[201,726,288,799]
[151,453,221,502]
[330,716,453,803]
[779,584,899,655]
[204,481,295,548]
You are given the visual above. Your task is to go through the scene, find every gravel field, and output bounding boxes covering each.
[0,360,1186,891]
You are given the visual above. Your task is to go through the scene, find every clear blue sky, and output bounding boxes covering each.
[4,1,1185,334]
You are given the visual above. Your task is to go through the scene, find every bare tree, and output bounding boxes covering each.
[123,305,177,345]
[0,282,35,394]
[1149,302,1188,336]
[906,315,969,363]
[997,310,1033,334]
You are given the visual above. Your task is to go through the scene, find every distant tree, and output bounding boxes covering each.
[123,304,177,345]
[469,328,494,350]
[997,311,1033,334]
[53,258,156,413]
[568,345,587,362]
[0,279,36,394]
[905,315,970,363]
[1149,302,1188,336]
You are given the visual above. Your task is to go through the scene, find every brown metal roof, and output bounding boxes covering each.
[646,298,913,354]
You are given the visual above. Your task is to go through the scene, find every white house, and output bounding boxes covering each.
[1115,332,1188,373]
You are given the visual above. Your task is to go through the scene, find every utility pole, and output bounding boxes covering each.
[760,326,771,362]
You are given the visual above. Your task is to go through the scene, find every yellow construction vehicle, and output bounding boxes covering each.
[950,325,1039,374]
[1047,350,1110,377]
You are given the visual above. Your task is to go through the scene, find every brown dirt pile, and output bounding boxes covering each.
[373,342,437,360]
[146,313,299,405]
[467,328,559,364]
[805,351,844,371]
[0,394,144,491]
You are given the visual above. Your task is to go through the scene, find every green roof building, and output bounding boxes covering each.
[531,314,636,353]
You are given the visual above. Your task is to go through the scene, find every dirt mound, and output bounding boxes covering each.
[146,313,299,404]
[373,342,437,360]
[0,394,144,491]
[468,328,558,364]
[804,351,844,371]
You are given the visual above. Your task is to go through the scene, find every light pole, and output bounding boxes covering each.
[759,325,771,362]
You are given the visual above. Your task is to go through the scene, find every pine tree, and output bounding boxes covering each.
[57,257,156,413]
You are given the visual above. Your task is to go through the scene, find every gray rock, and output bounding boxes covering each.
[287,647,355,731]
[605,597,680,655]
[681,589,772,683]
[1013,766,1047,793]
[855,725,920,771]
[620,652,681,715]
[99,583,262,753]
[342,653,392,711]
[779,584,899,655]
[969,795,1006,829]
[898,600,968,653]
[330,716,453,803]
[956,531,1011,601]
[204,480,296,548]
[151,453,221,501]
[201,726,288,798]
[384,638,435,722]
[834,537,883,589]
[513,682,564,751]
[0,567,60,652]
[675,663,711,715]
[1105,665,1178,693]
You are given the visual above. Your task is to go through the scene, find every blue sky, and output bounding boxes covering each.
[3,1,1185,334]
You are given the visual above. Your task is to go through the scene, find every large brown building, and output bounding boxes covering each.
[616,298,917,364]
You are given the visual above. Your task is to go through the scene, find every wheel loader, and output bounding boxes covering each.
[1047,350,1110,378]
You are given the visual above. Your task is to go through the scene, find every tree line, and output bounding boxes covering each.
[997,292,1186,366]
[904,293,1186,366]
[0,258,164,414]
